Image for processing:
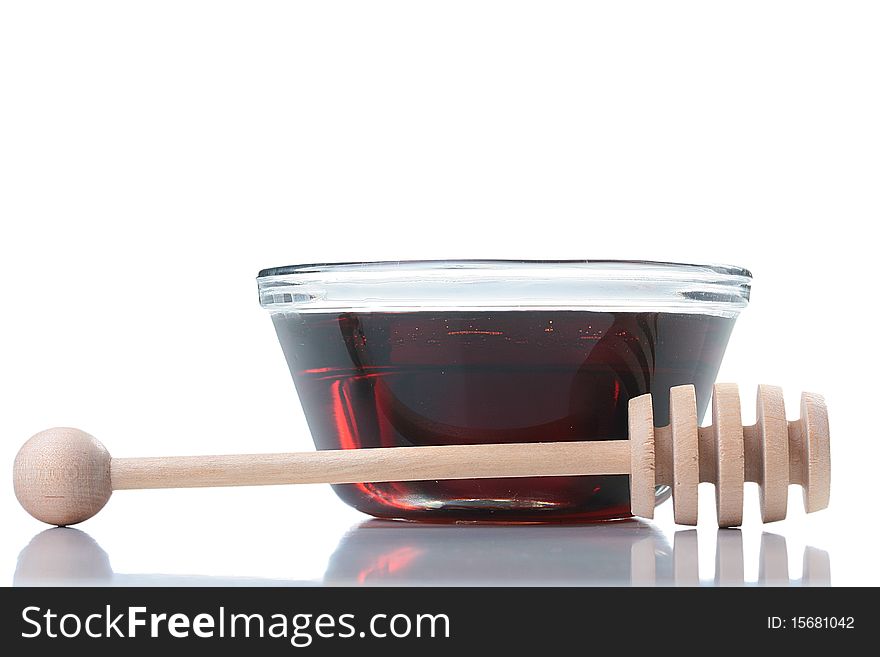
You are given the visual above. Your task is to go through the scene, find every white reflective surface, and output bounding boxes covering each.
[13,518,829,587]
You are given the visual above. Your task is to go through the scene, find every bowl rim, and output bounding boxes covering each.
[256,259,752,316]
[258,259,752,279]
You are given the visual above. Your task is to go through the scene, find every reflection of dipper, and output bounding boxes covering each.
[14,528,113,586]
[12,384,830,529]
[13,528,312,587]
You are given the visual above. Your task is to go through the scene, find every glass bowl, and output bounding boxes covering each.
[258,260,751,522]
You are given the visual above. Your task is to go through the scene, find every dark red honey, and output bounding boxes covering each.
[272,311,734,521]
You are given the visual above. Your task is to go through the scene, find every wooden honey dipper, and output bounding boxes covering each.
[13,383,829,528]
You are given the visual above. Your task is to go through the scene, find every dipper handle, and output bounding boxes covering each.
[109,440,631,489]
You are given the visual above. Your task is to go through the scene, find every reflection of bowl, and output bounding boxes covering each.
[324,520,671,586]
[259,260,751,521]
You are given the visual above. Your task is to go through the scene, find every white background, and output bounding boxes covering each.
[1,1,878,586]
